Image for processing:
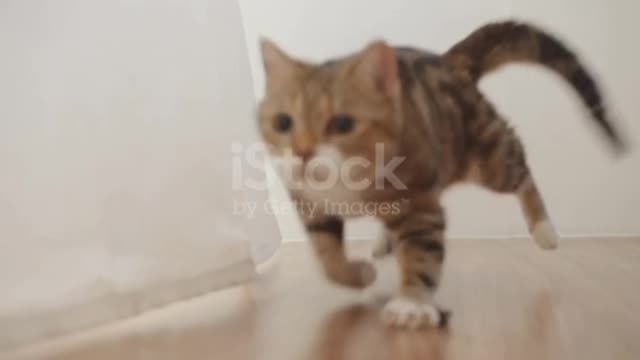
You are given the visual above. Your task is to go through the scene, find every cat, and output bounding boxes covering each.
[256,21,625,329]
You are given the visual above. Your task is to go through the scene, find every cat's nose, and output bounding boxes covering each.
[292,133,315,163]
[296,148,314,163]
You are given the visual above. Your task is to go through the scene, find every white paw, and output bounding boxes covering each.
[532,220,559,250]
[381,296,441,329]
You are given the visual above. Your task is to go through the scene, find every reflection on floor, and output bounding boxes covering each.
[6,239,640,360]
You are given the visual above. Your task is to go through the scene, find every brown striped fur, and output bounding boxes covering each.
[445,21,625,152]
[257,21,624,327]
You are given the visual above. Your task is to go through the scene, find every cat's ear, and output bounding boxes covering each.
[354,40,399,97]
[260,38,296,83]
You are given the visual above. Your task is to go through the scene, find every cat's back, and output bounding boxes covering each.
[395,46,441,65]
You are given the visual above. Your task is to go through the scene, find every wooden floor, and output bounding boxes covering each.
[8,239,640,360]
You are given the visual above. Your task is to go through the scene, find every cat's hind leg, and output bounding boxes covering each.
[471,118,559,249]
[517,178,558,249]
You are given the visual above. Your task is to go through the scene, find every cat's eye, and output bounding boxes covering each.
[274,113,293,133]
[328,114,355,135]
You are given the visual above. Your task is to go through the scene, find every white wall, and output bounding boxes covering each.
[238,0,640,241]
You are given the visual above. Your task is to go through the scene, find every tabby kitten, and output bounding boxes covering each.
[257,21,624,329]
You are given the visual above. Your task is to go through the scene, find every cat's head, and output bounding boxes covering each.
[257,39,404,191]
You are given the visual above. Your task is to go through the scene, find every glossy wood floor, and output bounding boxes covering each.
[8,238,640,360]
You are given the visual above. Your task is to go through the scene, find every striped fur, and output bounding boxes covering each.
[445,21,625,152]
[258,21,624,327]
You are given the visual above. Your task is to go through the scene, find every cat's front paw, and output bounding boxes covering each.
[381,296,443,329]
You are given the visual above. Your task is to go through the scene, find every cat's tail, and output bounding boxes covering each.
[444,21,626,154]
